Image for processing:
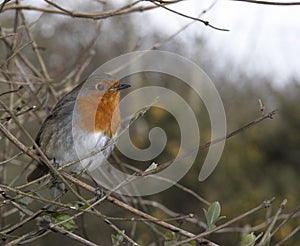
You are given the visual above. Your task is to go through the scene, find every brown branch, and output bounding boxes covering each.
[0,34,43,79]
[150,1,218,50]
[200,109,278,150]
[44,0,74,15]
[0,0,11,12]
[16,2,56,100]
[0,152,22,165]
[62,173,218,246]
[50,226,99,246]
[2,2,170,19]
[258,199,287,245]
[173,197,276,246]
[0,86,23,97]
[211,211,300,233]
[271,202,300,237]
[0,208,43,235]
[3,230,47,246]
[126,109,278,179]
[274,226,300,246]
[5,223,98,246]
[149,0,229,31]
[0,185,109,245]
[104,219,140,246]
[2,41,33,65]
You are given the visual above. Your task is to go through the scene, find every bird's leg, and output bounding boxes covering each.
[87,174,106,201]
[94,185,106,200]
[49,158,59,184]
[49,158,65,210]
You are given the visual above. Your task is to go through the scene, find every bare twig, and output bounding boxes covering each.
[2,2,172,19]
[0,0,11,12]
[274,225,300,246]
[50,226,99,246]
[17,2,56,100]
[200,109,278,150]
[0,86,23,97]
[104,219,140,246]
[63,173,218,245]
[271,202,300,237]
[173,198,276,245]
[149,0,229,31]
[0,152,23,165]
[258,199,287,245]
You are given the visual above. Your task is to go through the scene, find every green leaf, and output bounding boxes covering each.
[164,231,176,241]
[111,232,125,246]
[204,201,222,230]
[164,232,176,246]
[52,213,77,232]
[242,232,256,246]
[79,204,90,210]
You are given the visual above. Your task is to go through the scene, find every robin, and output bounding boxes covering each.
[27,73,130,182]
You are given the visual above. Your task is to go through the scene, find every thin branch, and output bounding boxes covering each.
[114,159,210,206]
[1,105,37,122]
[150,1,218,50]
[258,199,287,245]
[104,219,140,246]
[44,0,74,15]
[17,3,56,100]
[125,109,278,179]
[0,184,79,214]
[271,202,300,237]
[0,86,23,97]
[0,152,23,165]
[63,173,218,246]
[200,109,278,150]
[173,198,276,246]
[50,226,99,246]
[149,0,229,31]
[0,0,11,12]
[2,41,33,65]
[2,2,171,19]
[0,33,43,78]
[4,229,48,246]
[0,208,43,235]
[274,225,300,246]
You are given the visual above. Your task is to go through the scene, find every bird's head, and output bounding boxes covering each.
[77,76,130,136]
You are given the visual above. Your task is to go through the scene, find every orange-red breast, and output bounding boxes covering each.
[27,73,130,182]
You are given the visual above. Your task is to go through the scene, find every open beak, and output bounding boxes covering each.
[111,83,131,91]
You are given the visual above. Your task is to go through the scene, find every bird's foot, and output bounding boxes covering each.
[94,185,106,201]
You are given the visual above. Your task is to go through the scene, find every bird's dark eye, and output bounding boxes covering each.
[96,83,105,91]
